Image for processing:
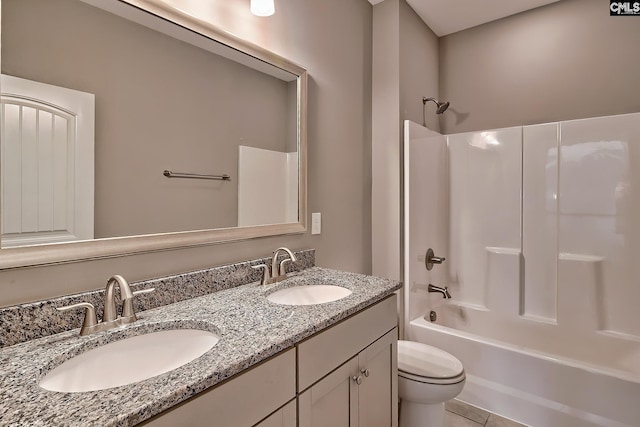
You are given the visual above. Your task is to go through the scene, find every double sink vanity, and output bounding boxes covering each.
[0,249,401,426]
[0,1,399,425]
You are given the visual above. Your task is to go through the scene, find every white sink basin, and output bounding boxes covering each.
[267,285,352,305]
[39,329,219,392]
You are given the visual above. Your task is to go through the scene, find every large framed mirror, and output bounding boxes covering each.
[0,0,307,269]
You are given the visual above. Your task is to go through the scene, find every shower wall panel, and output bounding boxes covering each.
[403,121,447,326]
[445,112,640,340]
[447,128,522,309]
[407,112,640,341]
[559,114,640,338]
[522,123,558,322]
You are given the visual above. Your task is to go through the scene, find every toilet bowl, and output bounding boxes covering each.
[398,340,465,427]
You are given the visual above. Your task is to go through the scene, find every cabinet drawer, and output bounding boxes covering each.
[142,348,296,427]
[297,294,397,391]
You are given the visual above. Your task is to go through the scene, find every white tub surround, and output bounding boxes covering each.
[404,112,640,427]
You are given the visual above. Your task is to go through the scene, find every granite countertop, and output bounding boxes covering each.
[0,267,401,426]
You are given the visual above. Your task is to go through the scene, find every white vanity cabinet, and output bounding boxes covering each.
[141,348,296,427]
[297,295,398,427]
[141,294,397,427]
[298,329,397,427]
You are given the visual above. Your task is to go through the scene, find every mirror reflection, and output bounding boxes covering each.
[1,0,300,248]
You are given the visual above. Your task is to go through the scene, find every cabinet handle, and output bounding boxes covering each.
[352,375,363,385]
[361,368,370,377]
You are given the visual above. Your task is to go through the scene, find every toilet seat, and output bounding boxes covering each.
[399,369,465,385]
[398,340,465,385]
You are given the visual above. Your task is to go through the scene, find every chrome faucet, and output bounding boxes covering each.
[104,275,145,324]
[272,247,297,280]
[56,275,154,336]
[252,247,298,285]
[427,284,451,299]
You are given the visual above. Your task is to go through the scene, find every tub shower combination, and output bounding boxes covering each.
[403,113,640,427]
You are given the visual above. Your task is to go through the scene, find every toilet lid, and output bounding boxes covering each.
[398,340,464,379]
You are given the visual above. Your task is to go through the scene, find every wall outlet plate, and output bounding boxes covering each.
[311,212,321,235]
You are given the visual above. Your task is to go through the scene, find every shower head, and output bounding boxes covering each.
[422,97,450,114]
[436,101,450,114]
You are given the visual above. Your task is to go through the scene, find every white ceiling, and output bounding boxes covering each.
[369,0,561,36]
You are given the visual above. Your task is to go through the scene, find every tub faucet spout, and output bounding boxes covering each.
[428,284,451,299]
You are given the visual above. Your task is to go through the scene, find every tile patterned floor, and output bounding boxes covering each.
[445,400,527,427]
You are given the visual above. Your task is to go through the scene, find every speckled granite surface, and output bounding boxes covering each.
[0,249,315,347]
[0,266,401,427]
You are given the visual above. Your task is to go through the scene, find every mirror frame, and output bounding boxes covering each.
[0,0,307,269]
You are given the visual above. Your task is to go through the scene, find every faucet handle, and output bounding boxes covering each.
[252,264,271,285]
[279,258,293,276]
[56,302,98,336]
[271,247,297,281]
[122,288,155,320]
[132,287,155,297]
[425,248,446,271]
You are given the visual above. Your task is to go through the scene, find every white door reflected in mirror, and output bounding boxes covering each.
[1,74,95,247]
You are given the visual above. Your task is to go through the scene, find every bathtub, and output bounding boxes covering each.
[407,302,640,427]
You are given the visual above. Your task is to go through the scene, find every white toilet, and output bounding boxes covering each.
[397,340,466,427]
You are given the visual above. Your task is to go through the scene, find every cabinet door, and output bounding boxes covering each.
[358,328,398,427]
[298,357,359,427]
[254,400,296,427]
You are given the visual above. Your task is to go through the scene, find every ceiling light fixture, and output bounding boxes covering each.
[251,0,275,16]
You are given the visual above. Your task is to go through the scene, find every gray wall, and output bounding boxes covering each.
[0,0,372,306]
[440,0,640,134]
[372,0,401,281]
[399,0,440,132]
[371,0,438,282]
[3,0,291,237]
